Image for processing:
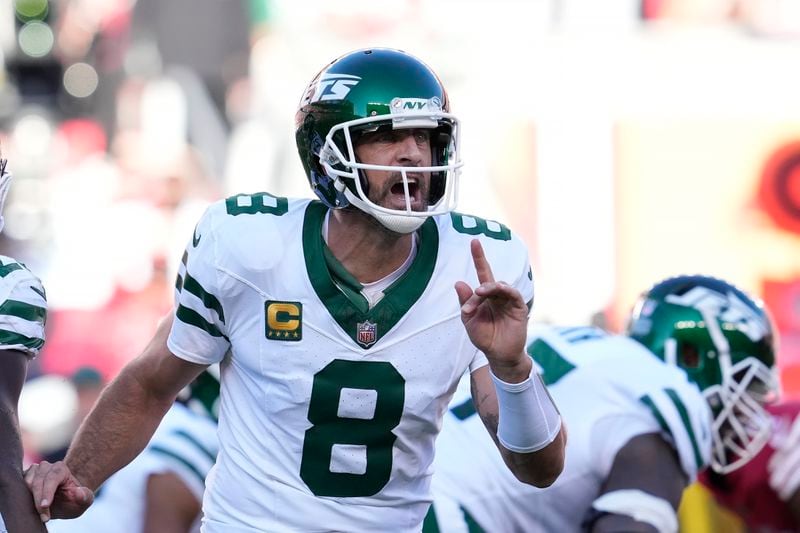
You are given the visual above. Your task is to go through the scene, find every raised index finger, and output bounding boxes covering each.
[470,239,495,284]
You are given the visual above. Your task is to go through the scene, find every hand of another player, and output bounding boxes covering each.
[455,239,531,383]
[24,460,94,522]
[768,413,800,501]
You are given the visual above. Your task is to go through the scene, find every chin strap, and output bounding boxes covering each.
[343,188,427,234]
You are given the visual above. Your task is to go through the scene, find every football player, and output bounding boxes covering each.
[700,399,800,531]
[25,48,565,532]
[46,358,219,533]
[426,275,778,533]
[0,155,48,533]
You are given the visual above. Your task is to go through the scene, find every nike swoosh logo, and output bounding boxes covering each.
[193,226,201,247]
[30,286,46,300]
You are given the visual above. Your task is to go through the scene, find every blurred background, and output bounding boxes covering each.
[2,0,799,529]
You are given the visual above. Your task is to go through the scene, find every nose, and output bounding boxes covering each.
[396,131,424,165]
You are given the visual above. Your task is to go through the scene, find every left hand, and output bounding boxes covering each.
[455,239,531,382]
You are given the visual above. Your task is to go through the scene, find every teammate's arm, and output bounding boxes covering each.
[25,315,208,522]
[0,349,47,532]
[586,432,686,533]
[456,239,565,487]
[143,471,202,533]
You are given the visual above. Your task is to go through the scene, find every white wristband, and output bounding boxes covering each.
[491,368,562,453]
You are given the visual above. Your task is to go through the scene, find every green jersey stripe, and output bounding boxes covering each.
[639,394,670,435]
[527,339,575,386]
[450,398,477,421]
[176,305,227,339]
[0,263,23,277]
[462,506,486,533]
[149,445,208,486]
[0,329,44,350]
[172,429,217,463]
[0,299,46,323]
[422,505,440,533]
[665,388,703,470]
[182,273,225,323]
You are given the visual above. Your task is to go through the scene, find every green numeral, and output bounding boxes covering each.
[225,193,288,216]
[300,360,405,497]
[451,213,511,241]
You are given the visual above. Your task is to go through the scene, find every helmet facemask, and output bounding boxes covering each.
[319,103,462,234]
[704,354,778,474]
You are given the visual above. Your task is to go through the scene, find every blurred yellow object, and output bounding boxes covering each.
[678,482,745,533]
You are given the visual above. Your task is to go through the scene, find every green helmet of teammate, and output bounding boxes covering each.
[627,275,779,474]
[295,48,462,234]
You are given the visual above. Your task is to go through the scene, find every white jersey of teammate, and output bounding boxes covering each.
[0,255,46,357]
[0,255,46,533]
[166,194,533,532]
[47,402,218,533]
[428,325,712,533]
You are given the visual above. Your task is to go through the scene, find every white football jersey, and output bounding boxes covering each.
[0,255,46,357]
[167,194,534,532]
[46,402,218,533]
[428,325,712,533]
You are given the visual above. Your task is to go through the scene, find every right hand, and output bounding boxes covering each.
[24,461,94,522]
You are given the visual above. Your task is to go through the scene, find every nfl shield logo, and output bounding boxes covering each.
[356,320,377,348]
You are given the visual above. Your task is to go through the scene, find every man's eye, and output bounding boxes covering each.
[415,132,430,143]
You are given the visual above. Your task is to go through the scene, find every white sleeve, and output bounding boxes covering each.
[144,410,219,501]
[0,261,46,357]
[635,384,711,481]
[168,208,230,365]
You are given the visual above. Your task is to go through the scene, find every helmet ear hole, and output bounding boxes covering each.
[679,342,701,369]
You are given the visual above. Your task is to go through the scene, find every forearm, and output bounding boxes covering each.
[498,424,566,487]
[0,467,47,532]
[0,415,46,532]
[473,365,566,487]
[65,367,174,490]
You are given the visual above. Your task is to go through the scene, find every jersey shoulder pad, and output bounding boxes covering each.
[192,193,310,275]
[632,355,712,479]
[437,211,533,302]
[0,256,47,356]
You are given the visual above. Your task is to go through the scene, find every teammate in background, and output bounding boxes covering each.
[426,275,778,533]
[700,400,800,532]
[25,48,565,532]
[0,156,48,533]
[46,361,220,533]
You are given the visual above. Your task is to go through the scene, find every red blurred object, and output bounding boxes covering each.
[700,402,800,531]
[39,283,171,381]
[763,278,800,399]
[758,141,800,235]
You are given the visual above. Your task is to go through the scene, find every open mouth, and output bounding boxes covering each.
[387,176,423,210]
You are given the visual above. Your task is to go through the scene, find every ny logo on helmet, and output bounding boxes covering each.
[310,74,361,103]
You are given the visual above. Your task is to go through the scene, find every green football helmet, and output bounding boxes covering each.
[627,275,779,474]
[295,48,462,233]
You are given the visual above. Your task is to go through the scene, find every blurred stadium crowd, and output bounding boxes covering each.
[1,0,800,530]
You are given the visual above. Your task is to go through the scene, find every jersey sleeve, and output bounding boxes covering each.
[634,380,711,481]
[144,406,219,502]
[168,204,231,365]
[0,261,46,358]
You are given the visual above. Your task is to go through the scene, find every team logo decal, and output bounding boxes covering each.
[356,320,377,348]
[265,301,302,341]
[309,73,361,103]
